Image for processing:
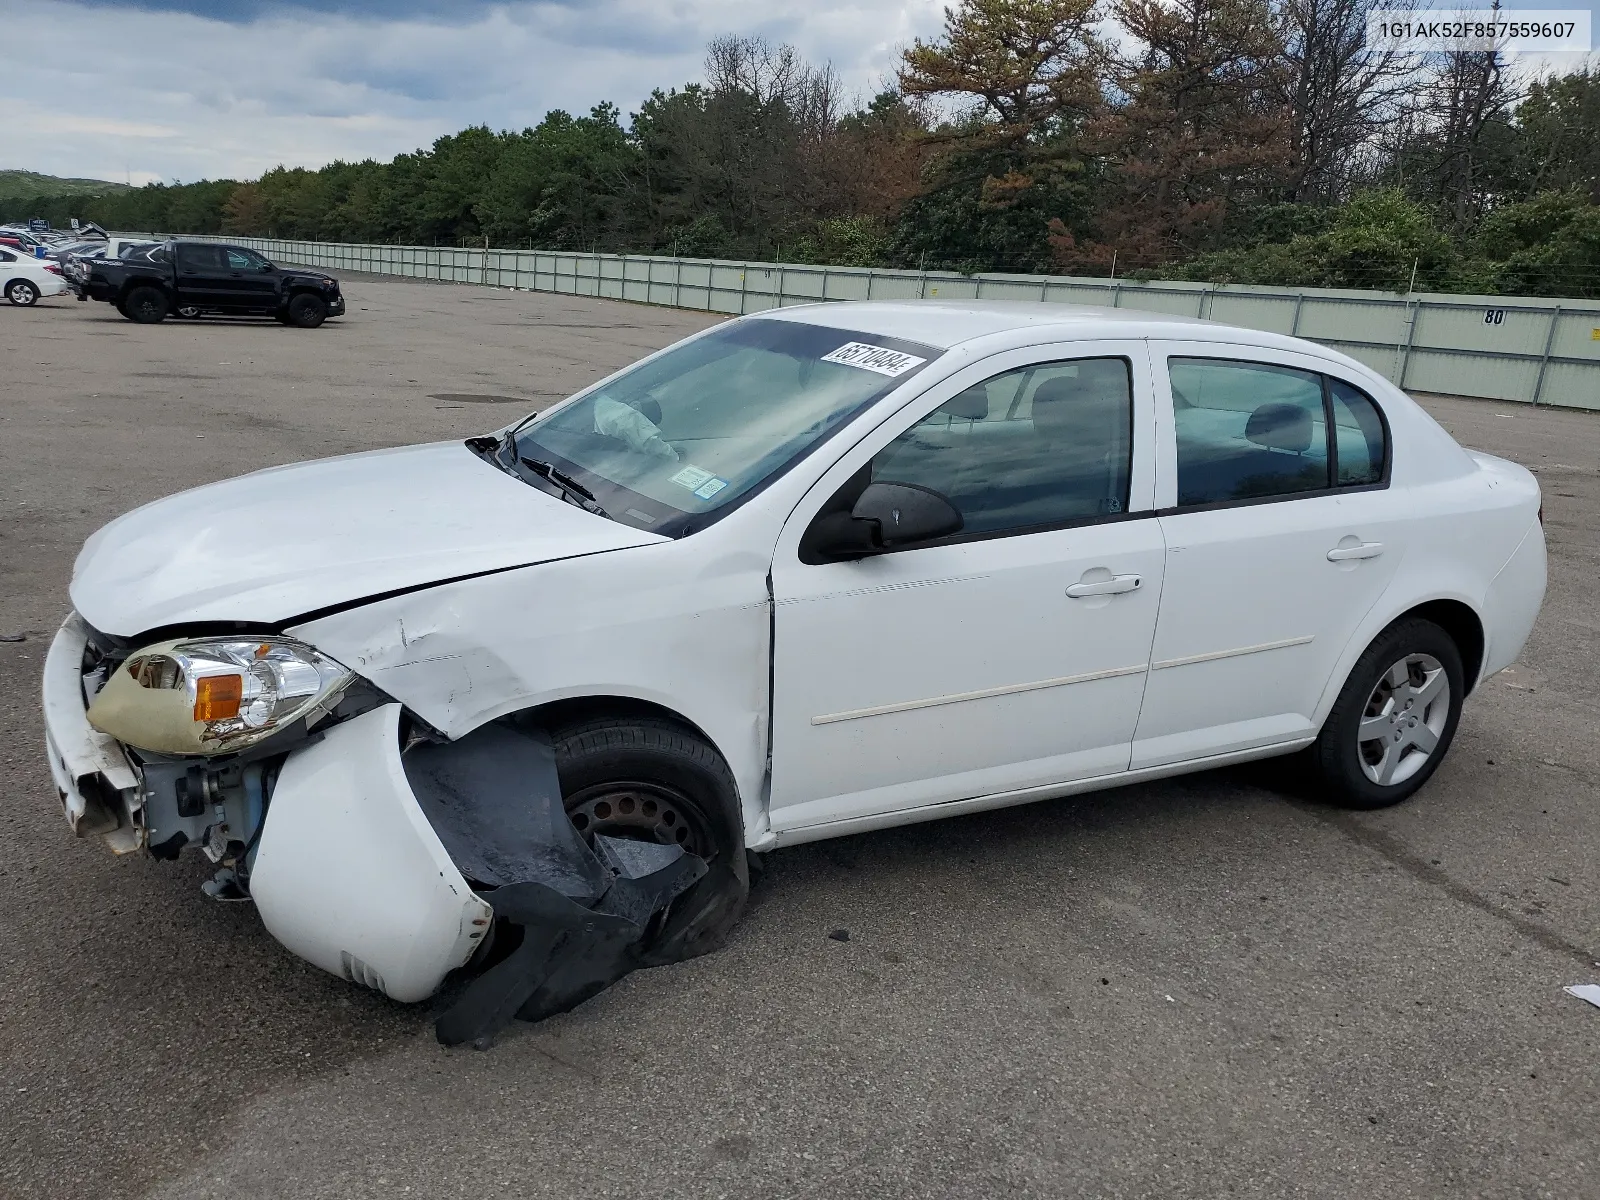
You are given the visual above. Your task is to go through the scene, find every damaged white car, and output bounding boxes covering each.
[43,301,1546,1042]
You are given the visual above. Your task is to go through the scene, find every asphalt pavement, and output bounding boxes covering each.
[1,277,1597,1200]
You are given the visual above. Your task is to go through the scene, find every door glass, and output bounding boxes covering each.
[225,248,268,270]
[175,244,221,271]
[1327,378,1387,485]
[870,357,1134,537]
[1170,358,1329,506]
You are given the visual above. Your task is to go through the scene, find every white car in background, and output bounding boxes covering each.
[41,301,1545,1039]
[1,246,68,305]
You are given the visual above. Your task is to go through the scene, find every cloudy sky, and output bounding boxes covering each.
[2,0,1595,186]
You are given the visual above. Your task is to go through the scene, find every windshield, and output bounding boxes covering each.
[511,319,940,536]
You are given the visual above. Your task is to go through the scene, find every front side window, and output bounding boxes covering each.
[868,357,1134,538]
[512,320,940,536]
[225,248,269,270]
[1171,358,1330,507]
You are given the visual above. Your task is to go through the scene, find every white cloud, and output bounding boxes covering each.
[1,0,947,183]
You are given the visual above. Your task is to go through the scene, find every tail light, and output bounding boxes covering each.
[44,263,62,275]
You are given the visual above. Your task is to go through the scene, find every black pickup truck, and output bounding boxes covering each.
[81,239,345,327]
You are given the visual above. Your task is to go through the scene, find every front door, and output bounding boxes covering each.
[219,247,280,309]
[769,343,1166,835]
[1132,347,1404,768]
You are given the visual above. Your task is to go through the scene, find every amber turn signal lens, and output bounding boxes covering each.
[193,674,244,721]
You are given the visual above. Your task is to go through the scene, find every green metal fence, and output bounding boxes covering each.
[148,235,1600,411]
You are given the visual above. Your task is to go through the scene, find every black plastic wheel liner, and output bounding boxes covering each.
[403,721,725,1047]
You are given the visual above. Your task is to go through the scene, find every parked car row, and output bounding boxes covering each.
[3,227,345,327]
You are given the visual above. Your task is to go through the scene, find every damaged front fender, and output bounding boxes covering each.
[250,703,491,1002]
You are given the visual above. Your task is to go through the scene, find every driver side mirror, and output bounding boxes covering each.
[807,481,963,560]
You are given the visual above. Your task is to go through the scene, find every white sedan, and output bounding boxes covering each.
[1,246,68,305]
[42,302,1545,1038]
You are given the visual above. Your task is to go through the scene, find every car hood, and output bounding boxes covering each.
[71,441,664,637]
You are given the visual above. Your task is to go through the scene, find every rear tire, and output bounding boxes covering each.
[1309,618,1464,809]
[286,292,327,328]
[123,286,168,323]
[5,279,39,306]
[550,716,748,958]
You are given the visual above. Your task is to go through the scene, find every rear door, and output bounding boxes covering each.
[768,341,1166,835]
[173,243,228,308]
[1132,343,1404,768]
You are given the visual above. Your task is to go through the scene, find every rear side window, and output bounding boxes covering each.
[1170,359,1390,507]
[1171,359,1329,506]
[1328,378,1387,485]
[175,244,221,270]
[0,249,14,262]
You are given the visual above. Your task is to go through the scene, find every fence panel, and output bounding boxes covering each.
[132,232,1600,410]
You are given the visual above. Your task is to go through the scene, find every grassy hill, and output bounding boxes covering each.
[0,169,129,203]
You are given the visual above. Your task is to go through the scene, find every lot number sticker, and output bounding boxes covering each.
[821,342,927,377]
[670,465,715,490]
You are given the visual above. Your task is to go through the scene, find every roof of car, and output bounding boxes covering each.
[752,299,1275,352]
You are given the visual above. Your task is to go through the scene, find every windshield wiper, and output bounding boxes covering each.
[520,456,610,518]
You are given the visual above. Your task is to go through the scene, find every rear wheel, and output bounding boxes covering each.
[1309,618,1464,809]
[551,716,748,958]
[5,279,39,306]
[123,286,168,323]
[286,292,327,328]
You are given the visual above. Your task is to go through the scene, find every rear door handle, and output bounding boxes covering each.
[1327,541,1384,562]
[1066,574,1143,598]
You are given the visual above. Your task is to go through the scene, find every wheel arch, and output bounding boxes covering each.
[1394,598,1485,693]
[1314,591,1488,731]
[438,691,755,843]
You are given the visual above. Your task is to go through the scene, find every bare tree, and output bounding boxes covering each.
[704,35,842,137]
[1274,0,1416,200]
[1427,40,1514,227]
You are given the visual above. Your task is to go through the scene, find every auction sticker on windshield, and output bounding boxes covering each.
[670,465,716,490]
[821,342,928,377]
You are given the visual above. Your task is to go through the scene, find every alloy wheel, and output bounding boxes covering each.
[1357,653,1451,786]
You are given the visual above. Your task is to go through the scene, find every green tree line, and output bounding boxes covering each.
[7,2,1600,297]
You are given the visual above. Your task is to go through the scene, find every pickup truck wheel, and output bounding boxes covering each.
[124,286,168,323]
[5,279,39,306]
[551,716,749,960]
[286,292,327,328]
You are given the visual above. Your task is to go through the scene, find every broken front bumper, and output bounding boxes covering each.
[250,704,492,1003]
[42,616,490,1003]
[42,614,142,852]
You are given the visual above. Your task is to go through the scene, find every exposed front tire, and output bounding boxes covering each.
[123,286,168,323]
[1310,618,1464,809]
[5,279,39,306]
[550,716,748,959]
[286,292,327,328]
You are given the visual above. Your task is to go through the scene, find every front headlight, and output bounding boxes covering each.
[88,636,355,755]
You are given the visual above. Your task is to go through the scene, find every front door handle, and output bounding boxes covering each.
[1066,573,1143,598]
[1327,541,1384,562]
